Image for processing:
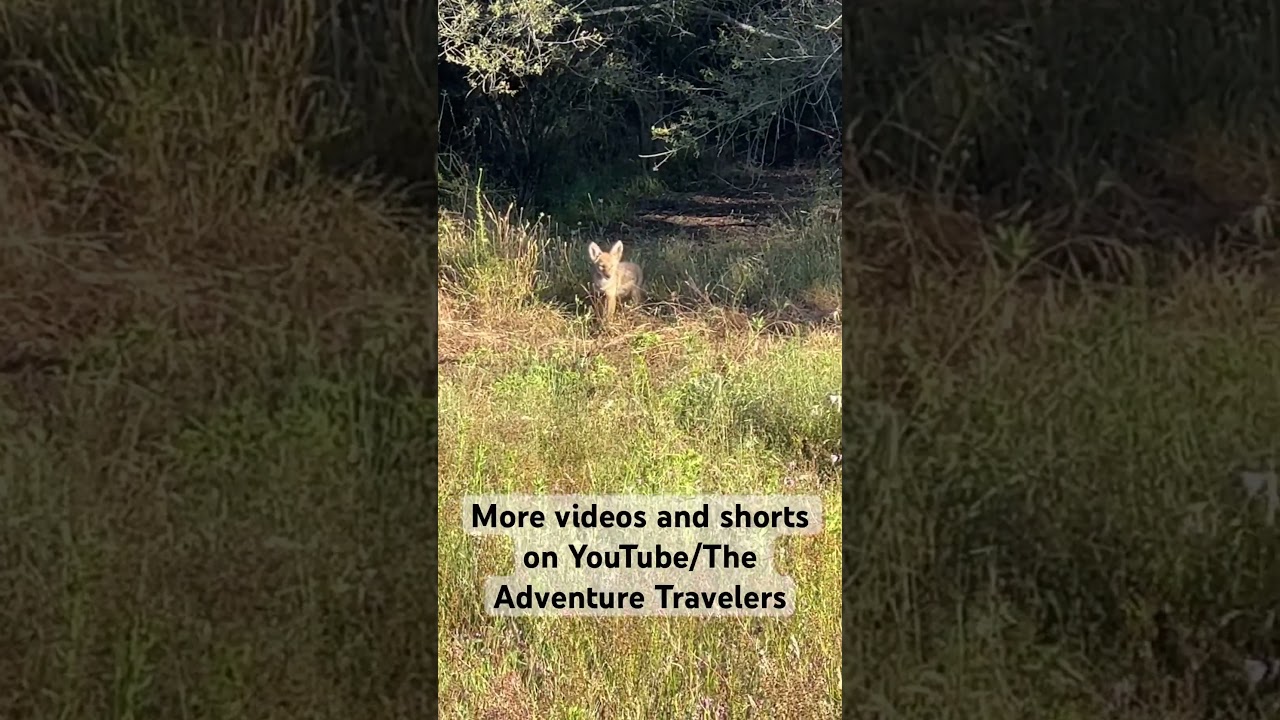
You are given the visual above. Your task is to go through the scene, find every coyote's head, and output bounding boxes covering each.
[588,241,625,279]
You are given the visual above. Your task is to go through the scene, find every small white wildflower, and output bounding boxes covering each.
[1244,657,1277,690]
[1241,471,1280,525]
[1242,471,1275,498]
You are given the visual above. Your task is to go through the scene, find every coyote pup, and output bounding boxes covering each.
[587,240,644,322]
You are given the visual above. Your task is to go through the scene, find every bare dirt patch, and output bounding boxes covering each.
[624,165,830,238]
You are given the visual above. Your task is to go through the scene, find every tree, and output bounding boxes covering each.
[439,0,840,183]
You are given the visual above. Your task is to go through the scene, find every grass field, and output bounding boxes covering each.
[436,176,843,718]
[1,176,438,717]
[845,219,1280,717]
[847,0,1280,715]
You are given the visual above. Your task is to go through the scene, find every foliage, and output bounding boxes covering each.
[847,3,1280,717]
[439,0,840,206]
[848,0,1280,267]
[0,2,438,715]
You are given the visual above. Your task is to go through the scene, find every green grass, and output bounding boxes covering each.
[849,9,1280,705]
[442,177,841,321]
[0,276,437,717]
[0,0,444,710]
[437,188,842,718]
[845,262,1280,718]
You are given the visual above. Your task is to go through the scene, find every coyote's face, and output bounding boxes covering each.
[588,241,624,283]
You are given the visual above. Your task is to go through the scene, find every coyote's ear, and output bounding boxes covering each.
[588,242,604,260]
[609,240,624,257]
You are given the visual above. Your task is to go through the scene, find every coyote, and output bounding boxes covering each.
[587,240,644,322]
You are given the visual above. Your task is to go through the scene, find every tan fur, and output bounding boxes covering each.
[587,240,644,323]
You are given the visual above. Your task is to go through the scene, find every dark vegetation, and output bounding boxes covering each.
[847,2,1280,718]
[1,1,437,716]
[439,0,840,220]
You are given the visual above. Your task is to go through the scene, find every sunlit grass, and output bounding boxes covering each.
[437,192,842,718]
